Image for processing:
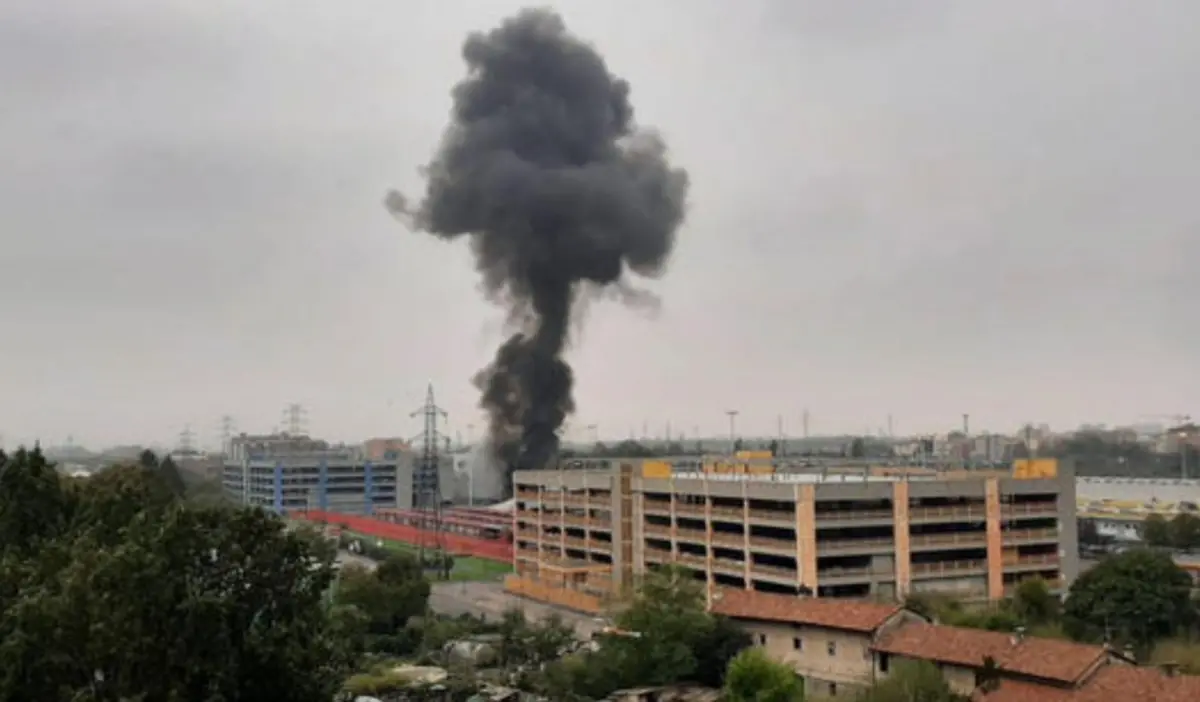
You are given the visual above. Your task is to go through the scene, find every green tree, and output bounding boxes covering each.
[0,506,355,702]
[291,521,338,564]
[1010,577,1058,626]
[723,647,804,702]
[1142,514,1171,547]
[857,660,962,702]
[496,609,575,669]
[849,437,866,458]
[694,614,754,688]
[1063,549,1194,649]
[605,567,724,687]
[138,448,159,469]
[72,462,178,544]
[158,455,188,497]
[538,567,747,699]
[335,553,431,653]
[0,446,71,555]
[1170,513,1200,551]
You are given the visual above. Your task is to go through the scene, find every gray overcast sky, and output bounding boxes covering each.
[2,0,1197,449]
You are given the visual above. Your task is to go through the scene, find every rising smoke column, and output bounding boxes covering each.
[390,8,689,490]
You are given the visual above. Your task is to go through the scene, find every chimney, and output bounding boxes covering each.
[1161,662,1179,678]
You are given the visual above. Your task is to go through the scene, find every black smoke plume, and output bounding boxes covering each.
[388,8,689,492]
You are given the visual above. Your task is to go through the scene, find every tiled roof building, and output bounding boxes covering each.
[710,588,1193,701]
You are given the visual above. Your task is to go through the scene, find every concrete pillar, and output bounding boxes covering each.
[985,478,1004,600]
[893,481,911,598]
[797,484,818,593]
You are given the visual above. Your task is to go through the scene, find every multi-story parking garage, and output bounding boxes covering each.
[507,457,1076,609]
[222,433,404,515]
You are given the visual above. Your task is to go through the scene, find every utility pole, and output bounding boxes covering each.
[961,413,971,470]
[725,410,739,452]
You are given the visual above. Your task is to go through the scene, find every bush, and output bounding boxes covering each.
[342,669,415,696]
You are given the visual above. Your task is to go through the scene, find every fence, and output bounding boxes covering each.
[503,575,604,614]
[296,511,513,563]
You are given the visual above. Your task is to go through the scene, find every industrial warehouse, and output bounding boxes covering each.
[506,454,1077,612]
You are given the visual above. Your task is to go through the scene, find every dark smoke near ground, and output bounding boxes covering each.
[387,8,689,494]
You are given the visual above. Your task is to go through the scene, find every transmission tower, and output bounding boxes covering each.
[178,425,196,454]
[282,403,307,436]
[217,415,237,455]
[410,384,448,577]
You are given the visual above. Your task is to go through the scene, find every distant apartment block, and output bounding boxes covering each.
[221,433,405,515]
[508,456,1077,607]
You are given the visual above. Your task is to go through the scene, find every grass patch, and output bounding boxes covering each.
[346,531,512,582]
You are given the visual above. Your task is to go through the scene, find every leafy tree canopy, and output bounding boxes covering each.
[335,553,431,653]
[539,567,749,700]
[0,445,357,701]
[723,647,804,702]
[857,660,963,702]
[1064,548,1194,648]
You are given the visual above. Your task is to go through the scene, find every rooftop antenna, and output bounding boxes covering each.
[410,384,448,578]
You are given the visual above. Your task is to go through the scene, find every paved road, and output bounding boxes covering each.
[335,551,377,571]
[335,552,601,638]
[430,581,605,639]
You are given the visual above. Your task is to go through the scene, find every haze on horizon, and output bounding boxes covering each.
[1,0,1197,450]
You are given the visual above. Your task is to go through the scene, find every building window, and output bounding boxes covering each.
[792,637,803,651]
[879,653,890,673]
[829,682,838,697]
[758,634,767,646]
[827,641,837,656]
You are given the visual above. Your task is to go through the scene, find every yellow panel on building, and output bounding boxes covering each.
[1012,458,1058,479]
[641,460,672,479]
[735,450,773,460]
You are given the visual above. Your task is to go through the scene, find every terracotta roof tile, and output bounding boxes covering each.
[971,679,1075,702]
[709,589,902,633]
[976,666,1200,702]
[874,621,1014,670]
[874,622,1108,684]
[993,635,1108,684]
[1072,666,1200,702]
